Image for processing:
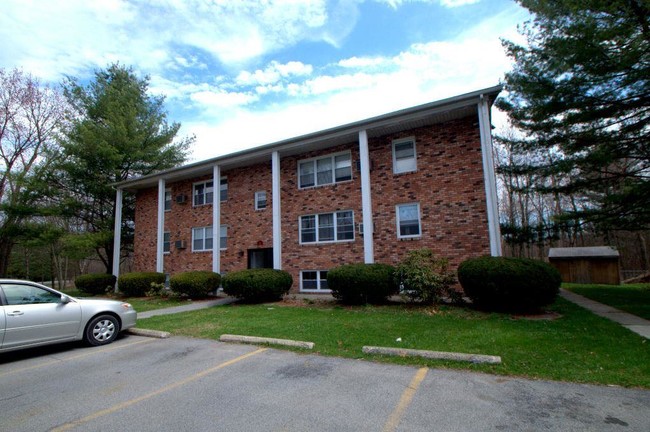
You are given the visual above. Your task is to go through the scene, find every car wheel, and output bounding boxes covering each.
[85,315,120,346]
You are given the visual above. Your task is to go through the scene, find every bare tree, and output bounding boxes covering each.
[0,68,68,275]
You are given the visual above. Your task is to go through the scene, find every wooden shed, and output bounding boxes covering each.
[548,246,620,285]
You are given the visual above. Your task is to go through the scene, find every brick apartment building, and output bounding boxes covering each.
[112,86,502,293]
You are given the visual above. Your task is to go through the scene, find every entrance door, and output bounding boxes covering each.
[248,248,273,269]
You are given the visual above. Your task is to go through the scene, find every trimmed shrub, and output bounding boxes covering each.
[394,249,459,304]
[75,273,116,295]
[222,269,292,303]
[170,271,221,298]
[118,272,166,297]
[327,263,398,305]
[457,256,561,312]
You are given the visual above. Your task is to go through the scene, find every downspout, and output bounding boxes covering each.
[478,95,503,256]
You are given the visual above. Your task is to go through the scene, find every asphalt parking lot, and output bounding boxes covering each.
[1,334,649,432]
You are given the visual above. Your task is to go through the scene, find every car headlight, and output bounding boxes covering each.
[121,303,133,310]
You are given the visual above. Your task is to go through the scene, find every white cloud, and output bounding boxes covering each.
[184,5,526,160]
[235,61,313,87]
[376,0,479,9]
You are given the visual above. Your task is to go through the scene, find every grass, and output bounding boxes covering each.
[61,287,198,313]
[138,297,650,388]
[564,283,650,320]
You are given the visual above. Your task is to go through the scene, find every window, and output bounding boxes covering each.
[193,181,213,206]
[396,203,421,238]
[393,137,416,174]
[301,270,329,291]
[193,177,226,206]
[164,189,172,211]
[220,177,228,202]
[163,232,171,253]
[255,191,267,210]
[300,210,354,243]
[2,284,61,305]
[298,152,352,188]
[192,225,227,251]
[220,225,228,250]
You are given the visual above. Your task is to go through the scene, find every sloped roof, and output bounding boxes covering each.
[548,246,620,259]
[114,85,502,191]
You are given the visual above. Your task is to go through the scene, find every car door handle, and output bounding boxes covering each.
[7,311,24,316]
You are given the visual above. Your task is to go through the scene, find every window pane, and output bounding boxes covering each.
[193,228,204,250]
[163,232,171,253]
[301,216,316,243]
[220,178,227,202]
[394,141,414,160]
[334,154,352,181]
[164,190,172,211]
[205,226,213,250]
[205,181,214,204]
[194,184,204,205]
[316,158,333,185]
[318,213,334,241]
[220,225,227,249]
[336,211,354,240]
[299,161,315,188]
[320,271,329,290]
[302,271,317,289]
[256,191,267,209]
[398,204,420,236]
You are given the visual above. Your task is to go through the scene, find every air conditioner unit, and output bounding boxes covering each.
[175,194,187,204]
[175,240,187,249]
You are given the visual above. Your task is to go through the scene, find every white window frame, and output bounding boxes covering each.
[300,270,330,292]
[298,151,352,189]
[164,188,172,211]
[299,210,355,244]
[163,231,171,254]
[192,226,213,252]
[396,203,421,239]
[193,180,214,206]
[255,191,267,210]
[192,225,227,252]
[392,137,417,174]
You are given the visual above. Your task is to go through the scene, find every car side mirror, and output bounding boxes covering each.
[60,295,71,304]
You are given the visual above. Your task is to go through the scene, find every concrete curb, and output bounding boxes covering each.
[128,328,171,339]
[220,334,314,349]
[362,346,502,364]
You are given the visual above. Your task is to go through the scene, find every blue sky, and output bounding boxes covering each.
[0,0,529,161]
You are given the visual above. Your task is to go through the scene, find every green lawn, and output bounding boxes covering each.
[138,298,650,388]
[61,287,196,312]
[564,283,650,320]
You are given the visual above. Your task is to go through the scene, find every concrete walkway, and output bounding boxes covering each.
[560,288,650,339]
[137,296,236,319]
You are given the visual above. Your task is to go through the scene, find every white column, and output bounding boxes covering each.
[213,164,221,273]
[156,179,165,273]
[359,130,374,263]
[272,151,282,269]
[478,96,503,256]
[112,188,123,293]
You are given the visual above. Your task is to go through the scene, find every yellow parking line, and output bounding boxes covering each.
[383,367,428,432]
[0,338,155,379]
[51,347,268,432]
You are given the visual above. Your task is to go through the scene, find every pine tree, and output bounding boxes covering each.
[60,64,192,273]
[497,0,650,230]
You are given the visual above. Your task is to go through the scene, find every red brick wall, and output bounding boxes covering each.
[132,114,491,292]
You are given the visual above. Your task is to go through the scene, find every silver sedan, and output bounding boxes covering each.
[0,279,137,353]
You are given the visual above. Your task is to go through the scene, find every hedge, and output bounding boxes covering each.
[222,269,292,303]
[457,256,561,312]
[118,272,166,297]
[327,263,398,305]
[75,273,116,295]
[170,271,221,298]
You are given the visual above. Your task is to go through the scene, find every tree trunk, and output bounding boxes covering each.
[0,238,14,277]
